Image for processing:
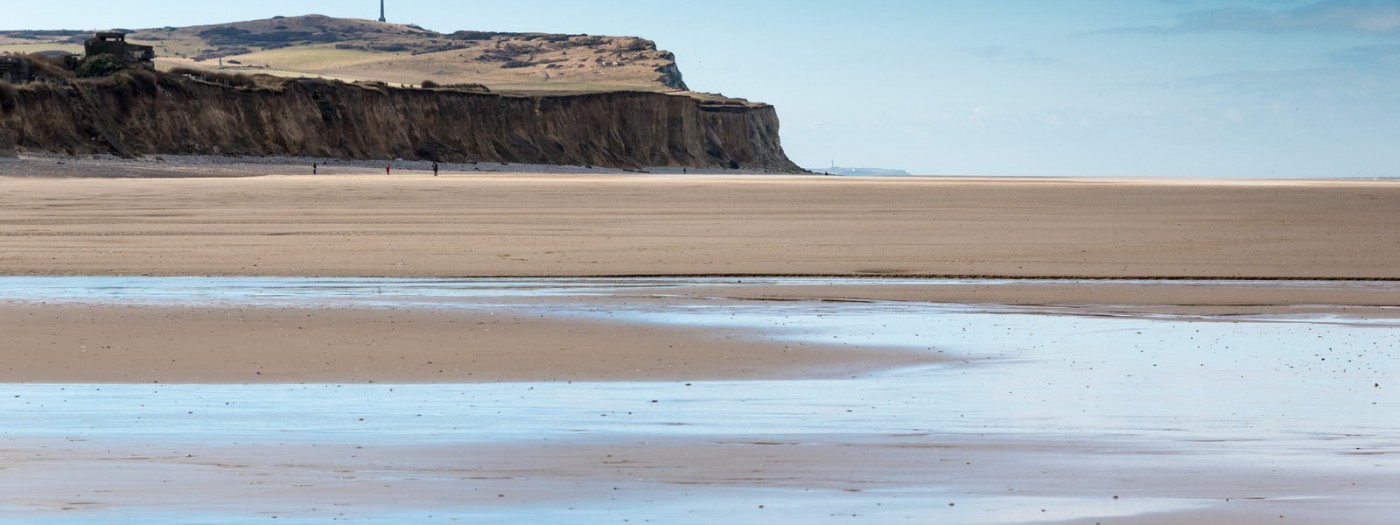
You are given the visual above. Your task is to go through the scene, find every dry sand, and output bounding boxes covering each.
[0,172,1397,281]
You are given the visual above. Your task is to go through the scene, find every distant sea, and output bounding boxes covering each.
[807,166,911,176]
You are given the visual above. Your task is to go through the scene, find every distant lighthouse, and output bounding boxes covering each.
[378,0,387,22]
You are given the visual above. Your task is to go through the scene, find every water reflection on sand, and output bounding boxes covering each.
[1,278,1398,524]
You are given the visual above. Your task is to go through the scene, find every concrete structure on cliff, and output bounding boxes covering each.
[0,56,32,84]
[84,32,155,68]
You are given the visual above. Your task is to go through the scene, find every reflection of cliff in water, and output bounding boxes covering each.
[0,72,798,171]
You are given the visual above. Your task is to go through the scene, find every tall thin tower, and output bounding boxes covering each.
[378,0,387,22]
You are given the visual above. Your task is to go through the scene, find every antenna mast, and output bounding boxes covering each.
[378,0,387,22]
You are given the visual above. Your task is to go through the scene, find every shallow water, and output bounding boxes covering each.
[2,278,1398,523]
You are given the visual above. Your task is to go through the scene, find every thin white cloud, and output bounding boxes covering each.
[960,45,1063,65]
[1333,43,1400,65]
[1176,0,1400,34]
[1160,65,1395,103]
[1088,0,1400,36]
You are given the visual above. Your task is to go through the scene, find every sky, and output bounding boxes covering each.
[5,0,1399,177]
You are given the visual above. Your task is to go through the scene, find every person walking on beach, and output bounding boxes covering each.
[432,162,439,177]
[313,162,318,175]
[385,164,391,176]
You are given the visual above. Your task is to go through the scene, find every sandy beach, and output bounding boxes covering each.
[2,166,1398,524]
[1,169,1397,281]
[1,277,1395,384]
[2,166,1397,386]
[0,301,931,384]
[2,167,1397,380]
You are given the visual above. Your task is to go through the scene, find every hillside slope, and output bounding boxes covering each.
[1,15,689,93]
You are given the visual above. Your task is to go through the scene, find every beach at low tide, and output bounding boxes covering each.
[1,171,1397,523]
[2,277,1397,524]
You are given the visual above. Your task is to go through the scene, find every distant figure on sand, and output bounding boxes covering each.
[385,164,391,176]
[313,162,318,175]
[432,162,439,177]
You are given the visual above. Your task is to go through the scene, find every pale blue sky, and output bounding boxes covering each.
[6,1,1399,177]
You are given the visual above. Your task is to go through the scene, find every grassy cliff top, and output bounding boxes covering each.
[0,14,692,95]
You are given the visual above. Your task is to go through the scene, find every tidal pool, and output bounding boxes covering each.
[1,278,1397,524]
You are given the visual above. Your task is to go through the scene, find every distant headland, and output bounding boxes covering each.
[0,16,797,171]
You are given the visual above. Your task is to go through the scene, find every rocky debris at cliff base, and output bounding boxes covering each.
[0,153,796,179]
[0,129,16,158]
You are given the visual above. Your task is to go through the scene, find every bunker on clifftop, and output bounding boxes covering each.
[85,32,155,67]
[0,56,32,84]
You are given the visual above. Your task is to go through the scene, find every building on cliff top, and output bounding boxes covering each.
[0,56,32,83]
[84,32,155,68]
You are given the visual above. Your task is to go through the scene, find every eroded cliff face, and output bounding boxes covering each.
[0,73,797,171]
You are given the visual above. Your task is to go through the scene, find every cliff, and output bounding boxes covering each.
[0,70,798,171]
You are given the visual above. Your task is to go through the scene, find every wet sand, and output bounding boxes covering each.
[0,173,1397,280]
[2,278,1397,523]
[672,279,1400,317]
[4,289,1397,523]
[0,303,932,384]
[7,433,1395,524]
[3,277,1395,384]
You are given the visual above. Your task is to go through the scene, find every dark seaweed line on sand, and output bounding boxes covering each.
[454,274,1400,282]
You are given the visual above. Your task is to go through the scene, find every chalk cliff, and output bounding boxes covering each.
[0,70,798,171]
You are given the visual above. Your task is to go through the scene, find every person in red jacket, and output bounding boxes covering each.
[385,164,391,176]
